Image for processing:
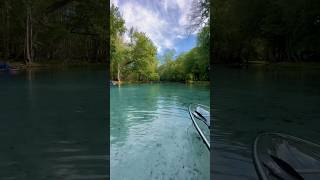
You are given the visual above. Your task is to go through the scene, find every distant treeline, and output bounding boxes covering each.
[159,0,209,82]
[158,26,209,82]
[0,0,107,64]
[213,0,320,63]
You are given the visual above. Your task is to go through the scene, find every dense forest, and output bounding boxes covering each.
[110,0,210,82]
[0,0,107,65]
[213,0,320,63]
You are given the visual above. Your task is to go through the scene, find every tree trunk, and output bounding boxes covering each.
[25,11,30,64]
[3,0,10,60]
[30,7,33,61]
[117,62,121,82]
[25,5,32,64]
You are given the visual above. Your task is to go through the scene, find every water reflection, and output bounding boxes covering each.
[111,83,210,180]
[0,69,108,179]
[212,66,320,179]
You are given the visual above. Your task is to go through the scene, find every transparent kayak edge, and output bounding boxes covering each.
[188,104,210,150]
[253,132,320,180]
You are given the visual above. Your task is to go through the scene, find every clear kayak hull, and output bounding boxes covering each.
[188,104,210,150]
[253,133,320,180]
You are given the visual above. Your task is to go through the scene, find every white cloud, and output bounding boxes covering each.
[120,1,171,51]
[177,34,185,39]
[110,0,119,7]
[159,0,193,27]
[161,0,169,12]
[116,0,196,54]
[177,0,193,27]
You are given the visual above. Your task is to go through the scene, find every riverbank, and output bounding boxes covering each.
[214,61,320,70]
[7,61,107,70]
[262,62,320,70]
[110,80,210,85]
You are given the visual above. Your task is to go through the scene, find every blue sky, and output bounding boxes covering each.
[111,0,197,58]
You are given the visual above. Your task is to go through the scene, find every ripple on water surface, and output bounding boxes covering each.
[213,67,320,180]
[0,69,108,179]
[111,83,210,180]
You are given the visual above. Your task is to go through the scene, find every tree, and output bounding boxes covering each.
[110,4,126,81]
[109,5,159,82]
[130,31,158,81]
[158,24,210,82]
[188,0,210,33]
[0,0,108,64]
[213,0,320,63]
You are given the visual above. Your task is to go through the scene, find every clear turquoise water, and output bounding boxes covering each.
[212,66,320,179]
[0,69,108,179]
[110,83,210,180]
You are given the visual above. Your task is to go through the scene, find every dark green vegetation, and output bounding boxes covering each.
[110,0,210,82]
[213,0,320,64]
[0,0,107,65]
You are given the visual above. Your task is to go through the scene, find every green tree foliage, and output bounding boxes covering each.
[158,27,210,82]
[107,0,210,82]
[158,0,210,82]
[110,4,126,81]
[110,5,159,81]
[130,31,158,81]
[0,0,107,63]
[213,0,320,63]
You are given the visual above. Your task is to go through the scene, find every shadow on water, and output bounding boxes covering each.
[212,65,320,179]
[0,68,108,179]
